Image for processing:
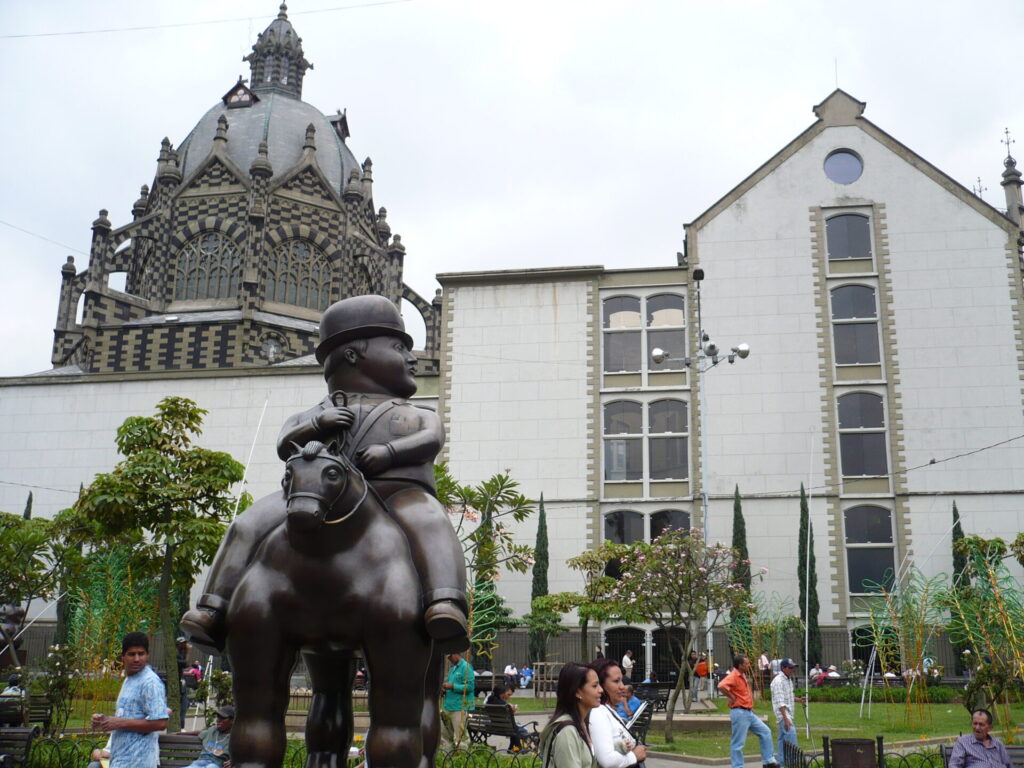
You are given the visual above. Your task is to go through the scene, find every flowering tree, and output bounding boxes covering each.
[435,464,535,667]
[610,528,750,740]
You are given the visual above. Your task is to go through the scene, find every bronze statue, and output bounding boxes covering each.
[182,295,468,768]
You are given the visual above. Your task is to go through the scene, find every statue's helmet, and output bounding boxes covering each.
[316,295,414,364]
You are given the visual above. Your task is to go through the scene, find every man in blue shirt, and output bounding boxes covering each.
[92,633,168,768]
[948,709,1012,768]
[616,685,643,721]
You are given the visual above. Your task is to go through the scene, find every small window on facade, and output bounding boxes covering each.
[824,149,864,184]
[605,510,645,544]
[831,285,880,365]
[604,296,642,328]
[647,294,684,326]
[826,214,872,260]
[844,505,895,594]
[838,392,887,477]
[650,509,690,539]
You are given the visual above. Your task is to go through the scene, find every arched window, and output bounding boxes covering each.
[831,285,879,365]
[265,239,332,311]
[604,510,645,545]
[604,401,642,481]
[844,505,896,594]
[603,296,642,372]
[826,214,872,261]
[648,399,688,480]
[650,509,690,539]
[174,232,241,301]
[602,293,686,374]
[838,392,887,477]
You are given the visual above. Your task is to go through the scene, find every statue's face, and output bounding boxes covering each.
[358,335,418,397]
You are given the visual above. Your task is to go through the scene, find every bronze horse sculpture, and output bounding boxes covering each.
[225,439,444,768]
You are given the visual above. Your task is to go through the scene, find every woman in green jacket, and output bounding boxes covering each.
[540,663,603,768]
[442,651,475,744]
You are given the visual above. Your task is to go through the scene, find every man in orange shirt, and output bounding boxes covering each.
[718,654,778,768]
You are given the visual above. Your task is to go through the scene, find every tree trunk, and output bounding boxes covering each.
[579,617,590,662]
[662,644,691,742]
[159,541,181,733]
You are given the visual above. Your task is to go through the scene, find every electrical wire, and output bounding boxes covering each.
[0,219,88,255]
[0,0,414,40]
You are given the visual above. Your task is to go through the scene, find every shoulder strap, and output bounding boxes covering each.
[544,720,579,768]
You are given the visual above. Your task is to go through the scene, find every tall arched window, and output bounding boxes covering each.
[838,392,887,477]
[265,239,332,311]
[826,214,872,261]
[844,505,896,594]
[604,401,642,481]
[174,232,241,300]
[831,285,879,365]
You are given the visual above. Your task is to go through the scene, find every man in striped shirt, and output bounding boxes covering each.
[948,709,1012,768]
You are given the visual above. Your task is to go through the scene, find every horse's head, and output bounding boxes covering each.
[283,440,361,534]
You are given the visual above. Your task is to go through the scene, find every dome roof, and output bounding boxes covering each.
[177,93,360,195]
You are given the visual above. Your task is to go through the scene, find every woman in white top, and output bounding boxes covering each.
[587,658,648,768]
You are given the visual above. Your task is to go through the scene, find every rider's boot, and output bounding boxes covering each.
[180,603,226,654]
[425,600,469,653]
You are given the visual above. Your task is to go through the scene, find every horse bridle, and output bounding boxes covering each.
[285,446,369,526]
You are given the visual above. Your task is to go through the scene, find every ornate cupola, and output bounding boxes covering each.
[244,3,312,99]
[49,4,441,377]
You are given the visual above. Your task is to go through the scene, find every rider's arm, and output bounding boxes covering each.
[380,408,445,465]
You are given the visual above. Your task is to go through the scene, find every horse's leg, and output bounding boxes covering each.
[227,615,296,768]
[420,650,445,768]
[365,636,432,768]
[302,649,356,768]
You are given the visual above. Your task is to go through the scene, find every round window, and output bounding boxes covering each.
[824,149,864,184]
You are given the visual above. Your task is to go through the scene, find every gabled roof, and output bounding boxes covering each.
[686,89,1017,234]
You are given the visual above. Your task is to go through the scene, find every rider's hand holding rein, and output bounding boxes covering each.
[311,406,355,435]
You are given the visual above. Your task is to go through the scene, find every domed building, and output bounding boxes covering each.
[52,3,439,375]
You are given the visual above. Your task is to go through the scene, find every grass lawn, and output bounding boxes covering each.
[644,700,1024,758]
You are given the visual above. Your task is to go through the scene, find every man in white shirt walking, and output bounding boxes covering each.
[621,650,634,682]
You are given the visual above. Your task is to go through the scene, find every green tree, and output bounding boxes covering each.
[69,396,246,732]
[527,494,552,663]
[731,486,750,590]
[797,484,822,665]
[951,501,969,589]
[610,529,749,738]
[538,544,630,662]
[23,492,32,520]
[435,464,535,666]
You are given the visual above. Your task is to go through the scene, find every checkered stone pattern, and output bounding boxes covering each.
[239,323,318,366]
[93,321,245,373]
[184,158,245,192]
[173,194,249,224]
[279,168,338,206]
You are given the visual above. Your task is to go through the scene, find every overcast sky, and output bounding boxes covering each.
[2,0,1022,376]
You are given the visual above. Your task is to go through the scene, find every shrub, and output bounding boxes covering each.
[798,685,961,704]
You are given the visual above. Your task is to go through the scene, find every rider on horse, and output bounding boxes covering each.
[182,295,469,654]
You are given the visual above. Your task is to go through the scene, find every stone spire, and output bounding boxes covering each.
[1001,129,1023,228]
[244,3,312,99]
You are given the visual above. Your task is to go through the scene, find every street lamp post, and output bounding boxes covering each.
[651,267,749,676]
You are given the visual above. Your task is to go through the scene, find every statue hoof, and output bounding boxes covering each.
[425,601,469,653]
[180,607,225,653]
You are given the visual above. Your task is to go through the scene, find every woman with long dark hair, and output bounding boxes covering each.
[587,658,648,768]
[539,663,602,768]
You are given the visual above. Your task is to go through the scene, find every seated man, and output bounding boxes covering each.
[485,684,528,753]
[182,705,234,768]
[519,664,532,688]
[616,685,643,721]
[948,708,1013,768]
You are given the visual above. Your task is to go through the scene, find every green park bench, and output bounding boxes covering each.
[466,704,540,752]
[0,725,38,767]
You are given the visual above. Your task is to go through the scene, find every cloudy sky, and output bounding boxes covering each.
[2,0,1021,376]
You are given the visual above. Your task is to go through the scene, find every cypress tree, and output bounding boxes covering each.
[797,484,822,664]
[529,495,549,663]
[731,486,750,590]
[23,491,32,520]
[952,501,969,589]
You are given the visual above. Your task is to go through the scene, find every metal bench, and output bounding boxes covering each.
[466,704,540,752]
[0,699,24,728]
[627,705,653,745]
[0,726,38,767]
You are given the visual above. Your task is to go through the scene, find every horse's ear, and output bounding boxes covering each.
[289,441,303,457]
[324,439,343,456]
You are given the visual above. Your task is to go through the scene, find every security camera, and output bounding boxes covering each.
[704,340,719,357]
